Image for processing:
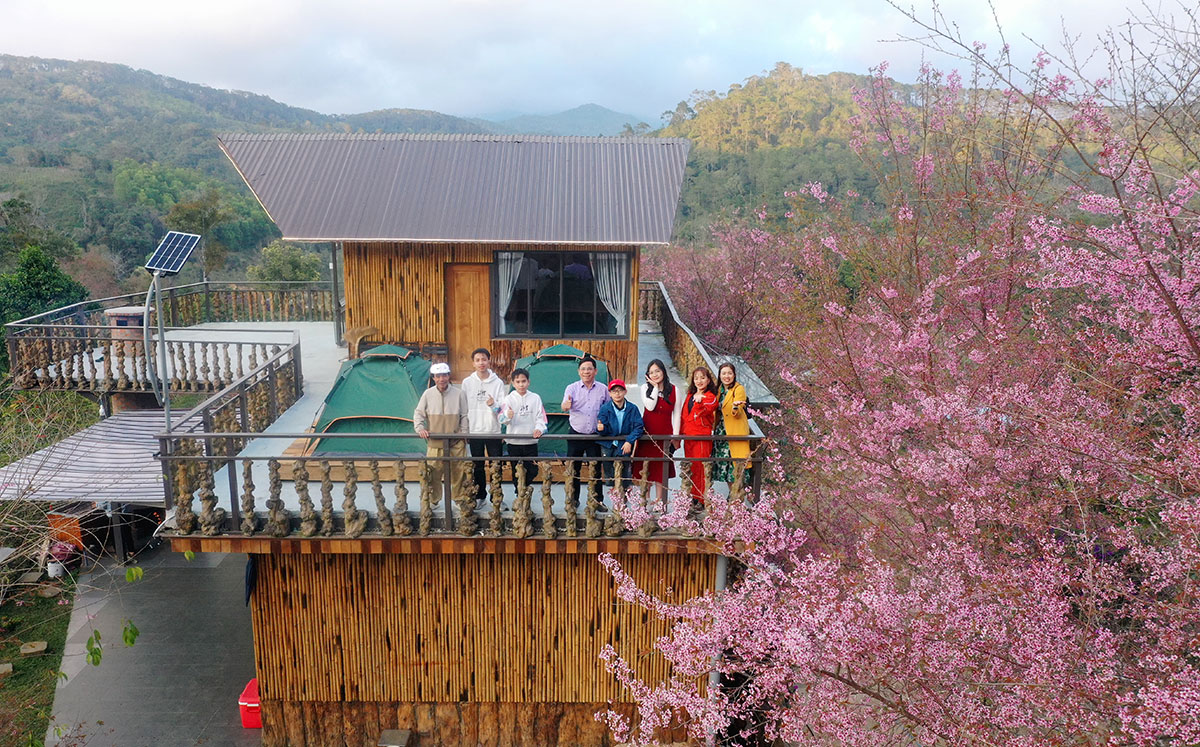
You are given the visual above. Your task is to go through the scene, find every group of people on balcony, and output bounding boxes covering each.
[413,348,752,507]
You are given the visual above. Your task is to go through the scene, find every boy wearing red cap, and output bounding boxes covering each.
[595,379,644,494]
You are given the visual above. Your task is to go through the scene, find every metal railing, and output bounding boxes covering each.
[158,430,764,540]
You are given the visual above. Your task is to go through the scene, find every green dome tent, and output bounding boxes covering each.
[310,345,431,456]
[513,344,610,456]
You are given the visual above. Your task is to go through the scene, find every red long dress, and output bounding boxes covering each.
[680,390,718,502]
[632,384,679,484]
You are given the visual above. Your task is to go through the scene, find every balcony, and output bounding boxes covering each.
[4,281,770,550]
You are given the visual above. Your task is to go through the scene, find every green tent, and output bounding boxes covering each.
[513,344,610,456]
[310,345,431,456]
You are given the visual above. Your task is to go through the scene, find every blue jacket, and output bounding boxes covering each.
[596,399,645,448]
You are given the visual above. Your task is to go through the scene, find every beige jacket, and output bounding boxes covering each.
[413,385,469,436]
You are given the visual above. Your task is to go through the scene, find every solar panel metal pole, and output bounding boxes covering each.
[143,231,198,433]
[141,271,171,433]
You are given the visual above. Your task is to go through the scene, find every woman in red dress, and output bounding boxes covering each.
[680,366,719,504]
[632,359,682,505]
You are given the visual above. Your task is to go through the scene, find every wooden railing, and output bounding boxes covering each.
[158,432,764,540]
[4,281,331,392]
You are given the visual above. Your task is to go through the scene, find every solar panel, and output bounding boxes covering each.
[145,232,201,276]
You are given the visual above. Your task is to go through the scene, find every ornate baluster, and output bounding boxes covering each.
[59,336,71,388]
[342,461,368,538]
[130,338,143,390]
[418,459,435,536]
[702,461,713,505]
[235,343,245,380]
[199,342,211,391]
[319,460,335,536]
[539,461,556,539]
[295,460,318,537]
[263,459,290,537]
[47,336,60,388]
[174,447,198,535]
[453,453,479,537]
[70,335,82,387]
[182,342,195,391]
[679,457,695,507]
[371,460,393,536]
[585,461,602,538]
[239,459,257,535]
[81,334,95,389]
[220,343,232,386]
[563,459,578,537]
[731,462,746,504]
[604,461,626,537]
[638,471,655,537]
[113,335,128,389]
[485,460,502,536]
[512,461,534,538]
[248,344,260,373]
[174,342,187,391]
[393,460,413,536]
[198,460,227,535]
[104,336,117,390]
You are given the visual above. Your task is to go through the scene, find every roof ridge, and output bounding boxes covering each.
[216,131,691,146]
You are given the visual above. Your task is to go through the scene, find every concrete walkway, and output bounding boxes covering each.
[48,546,258,747]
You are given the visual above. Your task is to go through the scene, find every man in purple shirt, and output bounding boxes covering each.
[560,355,610,506]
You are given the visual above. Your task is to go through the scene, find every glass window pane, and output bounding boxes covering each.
[561,252,596,336]
[530,254,562,336]
[500,287,531,334]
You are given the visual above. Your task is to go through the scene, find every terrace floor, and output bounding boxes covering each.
[182,320,706,525]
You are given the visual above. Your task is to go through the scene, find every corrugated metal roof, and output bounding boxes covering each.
[0,410,180,505]
[218,133,691,244]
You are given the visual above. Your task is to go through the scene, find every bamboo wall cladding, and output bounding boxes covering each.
[250,552,715,705]
[342,241,641,381]
[258,700,688,747]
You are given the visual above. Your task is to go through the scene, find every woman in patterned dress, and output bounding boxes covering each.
[712,362,750,487]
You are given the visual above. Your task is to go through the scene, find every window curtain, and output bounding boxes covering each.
[589,252,630,335]
[496,251,524,334]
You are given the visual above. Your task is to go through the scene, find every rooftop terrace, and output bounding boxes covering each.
[4,281,770,549]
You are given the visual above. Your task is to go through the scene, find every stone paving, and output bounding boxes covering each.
[48,546,259,747]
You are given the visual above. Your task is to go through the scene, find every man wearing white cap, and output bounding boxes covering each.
[414,362,469,503]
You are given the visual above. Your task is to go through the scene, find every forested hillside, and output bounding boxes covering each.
[662,63,905,239]
[0,54,490,294]
[0,54,909,294]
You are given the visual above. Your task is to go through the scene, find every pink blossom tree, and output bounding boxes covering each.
[605,15,1200,746]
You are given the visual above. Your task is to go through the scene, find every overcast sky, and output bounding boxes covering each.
[1,0,1143,121]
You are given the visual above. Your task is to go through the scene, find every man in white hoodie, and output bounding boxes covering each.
[461,347,508,505]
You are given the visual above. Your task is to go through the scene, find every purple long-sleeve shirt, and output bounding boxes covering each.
[563,379,610,434]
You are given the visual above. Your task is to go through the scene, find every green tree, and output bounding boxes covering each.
[164,188,232,280]
[0,246,88,371]
[0,198,77,270]
[246,240,326,288]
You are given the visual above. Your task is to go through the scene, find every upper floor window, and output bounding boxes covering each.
[494,251,631,338]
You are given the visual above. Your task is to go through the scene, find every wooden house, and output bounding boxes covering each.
[218,133,691,379]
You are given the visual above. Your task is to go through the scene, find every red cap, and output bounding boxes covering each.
[608,379,627,391]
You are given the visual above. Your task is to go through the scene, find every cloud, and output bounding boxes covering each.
[0,0,1144,119]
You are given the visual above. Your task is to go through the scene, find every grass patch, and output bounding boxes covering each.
[0,578,75,746]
